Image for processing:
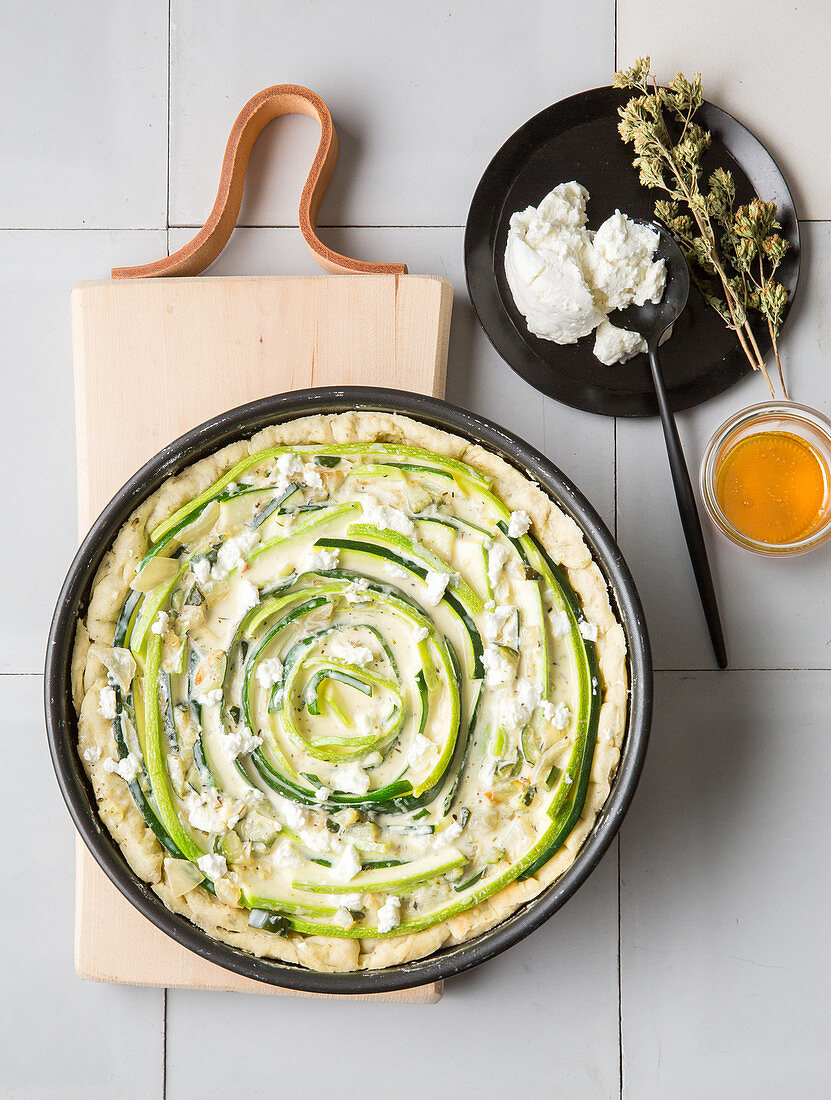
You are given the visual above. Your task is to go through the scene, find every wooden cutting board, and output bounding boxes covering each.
[69,85,453,1003]
[72,273,451,1002]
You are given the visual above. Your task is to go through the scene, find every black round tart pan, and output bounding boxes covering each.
[45,387,652,994]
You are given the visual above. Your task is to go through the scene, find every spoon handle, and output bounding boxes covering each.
[648,344,728,669]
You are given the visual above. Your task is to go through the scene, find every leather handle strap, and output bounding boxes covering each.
[112,84,407,279]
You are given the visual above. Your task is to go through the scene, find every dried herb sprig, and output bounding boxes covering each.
[613,58,790,399]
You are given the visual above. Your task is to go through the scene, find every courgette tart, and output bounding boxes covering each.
[73,412,627,972]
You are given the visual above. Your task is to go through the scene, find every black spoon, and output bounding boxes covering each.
[623,224,728,669]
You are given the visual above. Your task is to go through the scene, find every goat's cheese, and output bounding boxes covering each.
[98,685,117,721]
[507,510,531,538]
[504,181,665,364]
[213,528,259,580]
[579,619,599,642]
[197,853,227,879]
[423,570,450,607]
[150,610,169,637]
[256,656,284,689]
[103,753,141,782]
[301,547,340,573]
[360,496,416,536]
[330,762,370,795]
[377,895,402,934]
[330,844,362,883]
[408,732,438,768]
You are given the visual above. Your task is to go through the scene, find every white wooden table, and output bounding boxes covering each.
[5,2,830,1095]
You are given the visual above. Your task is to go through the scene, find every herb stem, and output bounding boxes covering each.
[615,59,790,400]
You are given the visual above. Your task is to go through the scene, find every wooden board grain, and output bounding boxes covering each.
[71,272,452,1002]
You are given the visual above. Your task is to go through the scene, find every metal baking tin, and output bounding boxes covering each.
[45,387,652,994]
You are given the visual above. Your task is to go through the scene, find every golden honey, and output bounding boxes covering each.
[715,430,829,544]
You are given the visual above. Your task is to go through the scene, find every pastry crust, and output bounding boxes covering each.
[75,412,627,971]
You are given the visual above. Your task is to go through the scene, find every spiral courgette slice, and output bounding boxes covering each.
[97,441,604,938]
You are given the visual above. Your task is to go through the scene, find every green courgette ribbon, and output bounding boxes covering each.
[102,441,603,939]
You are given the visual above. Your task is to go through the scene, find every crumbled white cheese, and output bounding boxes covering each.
[196,853,227,879]
[98,685,117,721]
[579,619,599,642]
[499,679,541,732]
[280,801,309,833]
[507,510,531,538]
[83,746,102,765]
[485,539,510,588]
[385,562,410,581]
[271,840,303,869]
[184,789,245,833]
[196,687,223,707]
[299,826,329,854]
[223,725,262,759]
[213,528,259,579]
[504,181,665,364]
[150,610,170,637]
[482,604,519,649]
[328,636,373,667]
[343,577,371,604]
[593,319,647,366]
[268,452,305,490]
[360,495,416,536]
[301,547,340,573]
[256,656,284,689]
[423,570,450,607]
[412,625,429,643]
[330,762,371,795]
[302,463,325,489]
[444,819,464,841]
[330,844,362,883]
[314,786,331,803]
[540,700,570,730]
[481,644,514,688]
[355,712,374,737]
[192,558,211,587]
[550,609,571,638]
[103,753,141,782]
[377,895,402,934]
[237,579,260,615]
[408,732,438,768]
[590,209,666,310]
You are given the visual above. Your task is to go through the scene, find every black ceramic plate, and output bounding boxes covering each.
[46,388,652,995]
[465,87,800,417]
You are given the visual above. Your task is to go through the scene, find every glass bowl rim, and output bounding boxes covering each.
[699,399,831,555]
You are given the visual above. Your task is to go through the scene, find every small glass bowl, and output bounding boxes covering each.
[700,401,831,556]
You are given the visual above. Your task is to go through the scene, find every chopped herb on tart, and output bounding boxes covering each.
[76,414,626,970]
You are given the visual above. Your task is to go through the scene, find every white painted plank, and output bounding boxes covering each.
[621,670,831,1096]
[0,677,163,1099]
[0,1,168,228]
[168,0,616,228]
[617,0,831,219]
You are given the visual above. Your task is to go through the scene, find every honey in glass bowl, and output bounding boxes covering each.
[700,402,831,556]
